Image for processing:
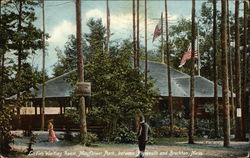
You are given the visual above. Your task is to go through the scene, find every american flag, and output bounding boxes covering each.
[178,44,198,68]
[152,17,162,42]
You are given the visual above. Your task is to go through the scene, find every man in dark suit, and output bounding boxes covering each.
[136,116,150,158]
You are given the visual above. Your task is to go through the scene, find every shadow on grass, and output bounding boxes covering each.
[153,137,250,152]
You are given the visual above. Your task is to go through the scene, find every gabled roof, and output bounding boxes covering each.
[31,71,74,98]
[9,60,228,99]
[140,61,224,97]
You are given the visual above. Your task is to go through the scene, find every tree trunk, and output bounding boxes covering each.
[17,0,23,129]
[0,0,2,109]
[144,0,148,85]
[241,1,248,140]
[213,0,219,138]
[227,0,235,127]
[0,54,4,109]
[165,0,173,137]
[248,7,250,139]
[235,0,243,140]
[41,0,46,131]
[221,0,230,147]
[188,0,195,144]
[76,0,87,138]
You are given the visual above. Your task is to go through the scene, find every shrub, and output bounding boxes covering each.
[196,118,223,138]
[151,126,167,138]
[0,107,14,156]
[64,127,73,141]
[80,133,98,146]
[109,124,137,144]
[65,109,80,124]
[152,125,187,138]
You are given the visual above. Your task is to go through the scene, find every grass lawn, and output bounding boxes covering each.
[154,137,219,145]
[87,137,220,148]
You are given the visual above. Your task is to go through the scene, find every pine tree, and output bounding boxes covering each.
[235,0,243,140]
[213,0,220,138]
[2,0,44,128]
[241,0,248,140]
[221,0,230,147]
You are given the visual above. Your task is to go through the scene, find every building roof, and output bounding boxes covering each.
[9,61,228,99]
[140,61,224,97]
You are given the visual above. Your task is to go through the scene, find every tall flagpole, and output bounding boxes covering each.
[189,0,195,144]
[144,0,148,85]
[41,0,46,131]
[136,0,140,68]
[165,0,173,137]
[132,0,136,68]
[106,0,110,53]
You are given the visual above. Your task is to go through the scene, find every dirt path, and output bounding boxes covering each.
[10,131,250,158]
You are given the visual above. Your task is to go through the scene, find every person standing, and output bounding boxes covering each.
[137,116,150,158]
[48,119,59,142]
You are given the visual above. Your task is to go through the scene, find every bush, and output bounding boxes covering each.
[152,125,187,138]
[109,124,137,144]
[196,118,223,138]
[80,133,98,146]
[64,127,73,141]
[65,109,80,124]
[0,107,14,156]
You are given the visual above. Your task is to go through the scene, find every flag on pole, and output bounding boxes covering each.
[178,44,198,68]
[152,16,162,42]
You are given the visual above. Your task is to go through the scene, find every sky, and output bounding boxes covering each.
[30,0,243,77]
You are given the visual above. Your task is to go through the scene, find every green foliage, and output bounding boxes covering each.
[80,133,98,146]
[195,118,214,138]
[0,0,49,100]
[6,0,44,55]
[0,106,14,156]
[59,19,158,140]
[109,124,137,144]
[195,104,223,138]
[53,35,88,77]
[85,18,106,53]
[65,108,80,124]
[84,47,157,125]
[152,125,187,138]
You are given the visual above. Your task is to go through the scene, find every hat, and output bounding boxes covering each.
[139,116,145,122]
[48,119,54,122]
